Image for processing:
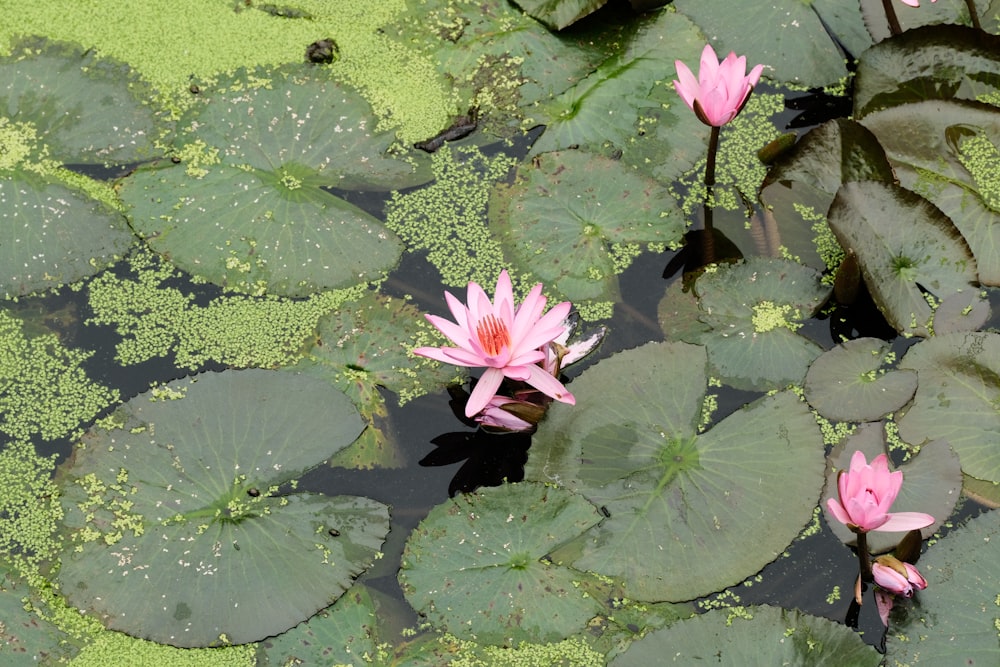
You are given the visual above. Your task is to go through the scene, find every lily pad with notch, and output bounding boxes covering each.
[804,337,917,423]
[611,604,880,666]
[120,67,418,296]
[897,331,1000,483]
[56,369,390,648]
[490,149,685,305]
[398,482,606,645]
[526,341,826,602]
[659,257,831,391]
[0,37,162,165]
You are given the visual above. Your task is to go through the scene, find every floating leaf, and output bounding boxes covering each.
[673,0,849,87]
[823,424,961,554]
[854,25,1000,118]
[659,258,831,391]
[490,150,684,304]
[120,68,413,296]
[0,171,134,298]
[885,509,1000,665]
[57,369,390,647]
[861,99,1000,285]
[611,605,880,666]
[256,584,381,666]
[0,568,75,665]
[510,0,607,30]
[529,10,707,157]
[897,331,1000,483]
[0,38,161,164]
[827,181,977,336]
[759,119,894,271]
[398,482,604,645]
[293,292,460,468]
[527,342,826,601]
[804,337,917,422]
[932,289,991,335]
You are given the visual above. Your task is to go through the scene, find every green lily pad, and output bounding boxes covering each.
[293,291,460,469]
[824,423,961,554]
[897,331,1000,483]
[804,337,918,422]
[659,258,831,391]
[854,25,1000,118]
[526,342,826,602]
[861,99,1000,286]
[398,482,605,645]
[931,289,991,335]
[0,38,161,164]
[0,568,75,665]
[0,170,135,299]
[759,119,895,272]
[490,150,684,304]
[827,180,978,336]
[961,472,1000,508]
[611,605,880,667]
[510,0,606,30]
[529,9,707,158]
[56,369,390,648]
[256,584,381,666]
[885,509,1000,665]
[673,0,849,87]
[120,67,413,296]
[860,0,984,43]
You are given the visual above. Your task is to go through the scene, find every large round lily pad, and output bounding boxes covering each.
[120,67,414,296]
[56,369,390,647]
[886,509,1000,665]
[398,482,605,645]
[0,38,161,164]
[526,341,826,602]
[804,337,917,422]
[490,150,684,304]
[897,331,1000,483]
[611,605,880,666]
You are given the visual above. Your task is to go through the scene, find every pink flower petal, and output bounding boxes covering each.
[465,367,505,417]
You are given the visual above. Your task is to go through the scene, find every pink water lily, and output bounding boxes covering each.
[872,556,927,598]
[826,451,935,534]
[673,43,764,127]
[899,0,936,6]
[413,270,574,418]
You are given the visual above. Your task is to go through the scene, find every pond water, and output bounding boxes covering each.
[3,1,1000,666]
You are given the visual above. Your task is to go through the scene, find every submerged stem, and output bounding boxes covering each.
[702,125,720,266]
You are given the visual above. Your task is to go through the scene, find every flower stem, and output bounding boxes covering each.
[881,0,903,36]
[701,125,720,266]
[857,531,873,583]
[965,0,982,30]
[705,125,720,189]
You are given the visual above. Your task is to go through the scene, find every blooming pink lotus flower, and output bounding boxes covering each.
[826,451,935,534]
[899,0,936,6]
[413,270,574,418]
[673,44,764,127]
[872,556,927,598]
